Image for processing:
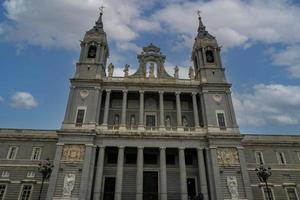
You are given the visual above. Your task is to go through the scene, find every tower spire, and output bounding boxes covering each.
[197,10,206,33]
[94,5,105,31]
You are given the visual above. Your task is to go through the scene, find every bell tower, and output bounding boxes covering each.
[192,12,239,134]
[191,12,226,84]
[75,8,109,79]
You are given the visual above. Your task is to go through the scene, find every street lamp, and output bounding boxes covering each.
[255,165,272,200]
[38,158,54,200]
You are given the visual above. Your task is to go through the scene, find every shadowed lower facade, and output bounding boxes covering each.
[0,11,300,200]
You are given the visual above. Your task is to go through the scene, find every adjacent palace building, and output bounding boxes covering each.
[1,10,300,200]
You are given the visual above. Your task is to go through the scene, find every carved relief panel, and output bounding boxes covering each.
[62,145,85,161]
[217,148,240,166]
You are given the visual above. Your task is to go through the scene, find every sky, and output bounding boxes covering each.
[0,0,299,134]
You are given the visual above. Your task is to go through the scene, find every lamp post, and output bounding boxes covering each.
[38,158,54,200]
[255,165,272,200]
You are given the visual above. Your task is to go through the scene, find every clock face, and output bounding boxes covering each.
[206,50,214,63]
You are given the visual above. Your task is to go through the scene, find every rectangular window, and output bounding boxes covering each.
[263,187,275,200]
[286,188,299,200]
[125,153,136,164]
[146,115,156,127]
[166,154,175,165]
[255,151,265,165]
[75,108,86,126]
[144,153,157,165]
[185,154,194,165]
[216,111,226,128]
[7,146,18,160]
[276,152,286,164]
[19,185,32,200]
[31,147,42,160]
[106,152,118,164]
[0,184,7,200]
[103,177,115,200]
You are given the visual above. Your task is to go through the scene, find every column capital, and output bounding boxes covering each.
[118,146,125,149]
[139,90,144,94]
[178,147,185,150]
[197,147,204,151]
[106,89,111,93]
[159,147,166,150]
[192,92,198,96]
[94,86,102,90]
[122,90,128,94]
[56,142,64,146]
[175,91,181,95]
[137,146,144,150]
[159,91,164,95]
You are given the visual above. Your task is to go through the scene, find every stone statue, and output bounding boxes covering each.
[165,116,171,128]
[113,114,119,126]
[124,64,130,77]
[108,63,114,77]
[130,115,136,128]
[174,66,179,79]
[63,173,76,197]
[149,63,155,78]
[182,116,188,127]
[188,66,195,80]
[227,176,239,200]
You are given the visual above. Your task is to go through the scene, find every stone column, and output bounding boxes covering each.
[176,92,183,131]
[179,147,187,200]
[79,144,94,200]
[102,89,111,128]
[159,91,165,130]
[209,147,223,200]
[197,148,208,200]
[199,92,207,127]
[95,88,103,125]
[83,43,88,60]
[192,92,200,130]
[160,147,167,200]
[115,146,125,200]
[46,143,64,200]
[136,147,144,200]
[237,147,254,200]
[93,146,105,200]
[138,90,144,130]
[120,90,128,130]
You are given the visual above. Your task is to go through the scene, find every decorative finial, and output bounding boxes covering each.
[197,10,201,18]
[197,9,206,34]
[99,5,105,15]
[94,4,105,31]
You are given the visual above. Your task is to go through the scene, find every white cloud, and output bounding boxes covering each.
[153,0,300,48]
[10,92,38,109]
[0,96,4,102]
[233,84,300,126]
[0,0,160,50]
[271,45,300,78]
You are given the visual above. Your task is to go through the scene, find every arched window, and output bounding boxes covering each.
[87,45,97,58]
[205,50,214,63]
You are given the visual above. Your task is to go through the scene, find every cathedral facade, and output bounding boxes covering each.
[0,11,300,200]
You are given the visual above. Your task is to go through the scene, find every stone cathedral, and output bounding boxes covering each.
[1,10,300,200]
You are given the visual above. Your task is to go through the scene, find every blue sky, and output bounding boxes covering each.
[0,0,299,134]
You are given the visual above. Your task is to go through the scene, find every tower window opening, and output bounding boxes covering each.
[76,108,86,126]
[205,50,214,63]
[87,45,97,58]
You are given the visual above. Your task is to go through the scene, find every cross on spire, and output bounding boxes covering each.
[197,10,201,18]
[99,5,105,15]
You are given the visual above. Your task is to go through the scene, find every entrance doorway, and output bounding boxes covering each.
[187,178,196,200]
[103,177,115,200]
[143,171,158,200]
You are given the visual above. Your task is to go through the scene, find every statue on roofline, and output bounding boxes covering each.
[174,66,179,79]
[108,63,114,77]
[124,64,130,77]
[189,66,195,80]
